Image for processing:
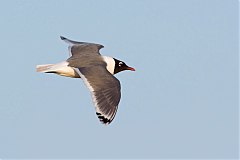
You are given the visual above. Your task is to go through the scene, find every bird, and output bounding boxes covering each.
[36,36,135,125]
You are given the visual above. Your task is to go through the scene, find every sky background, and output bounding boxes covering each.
[0,0,238,159]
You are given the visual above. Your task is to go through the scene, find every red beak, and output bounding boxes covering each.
[126,67,136,71]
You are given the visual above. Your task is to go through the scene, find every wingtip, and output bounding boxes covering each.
[60,36,66,40]
[96,112,112,125]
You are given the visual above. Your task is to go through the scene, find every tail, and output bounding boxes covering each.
[36,61,80,78]
[36,64,56,73]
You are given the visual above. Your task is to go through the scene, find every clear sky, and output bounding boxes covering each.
[0,0,238,159]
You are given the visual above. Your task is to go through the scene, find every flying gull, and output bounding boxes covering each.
[36,36,135,124]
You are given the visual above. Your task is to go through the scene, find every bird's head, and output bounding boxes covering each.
[113,58,135,74]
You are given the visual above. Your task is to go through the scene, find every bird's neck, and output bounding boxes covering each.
[102,56,115,74]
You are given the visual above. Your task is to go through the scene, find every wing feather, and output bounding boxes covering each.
[60,36,104,57]
[75,66,121,125]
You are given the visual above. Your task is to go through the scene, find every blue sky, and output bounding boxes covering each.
[0,0,238,159]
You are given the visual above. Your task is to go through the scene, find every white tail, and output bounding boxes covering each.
[36,64,55,72]
[36,61,80,78]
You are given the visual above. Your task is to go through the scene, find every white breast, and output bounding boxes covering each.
[102,56,115,74]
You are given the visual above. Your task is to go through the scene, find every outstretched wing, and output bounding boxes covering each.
[62,36,121,124]
[75,66,121,125]
[60,36,104,57]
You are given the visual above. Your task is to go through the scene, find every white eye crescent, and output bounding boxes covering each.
[119,62,123,66]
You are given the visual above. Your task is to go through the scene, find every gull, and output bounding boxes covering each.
[36,36,135,124]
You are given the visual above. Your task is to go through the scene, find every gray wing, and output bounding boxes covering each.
[75,66,121,125]
[63,37,121,124]
[60,36,104,57]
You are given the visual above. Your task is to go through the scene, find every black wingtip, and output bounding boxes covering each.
[60,36,66,40]
[96,112,111,125]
